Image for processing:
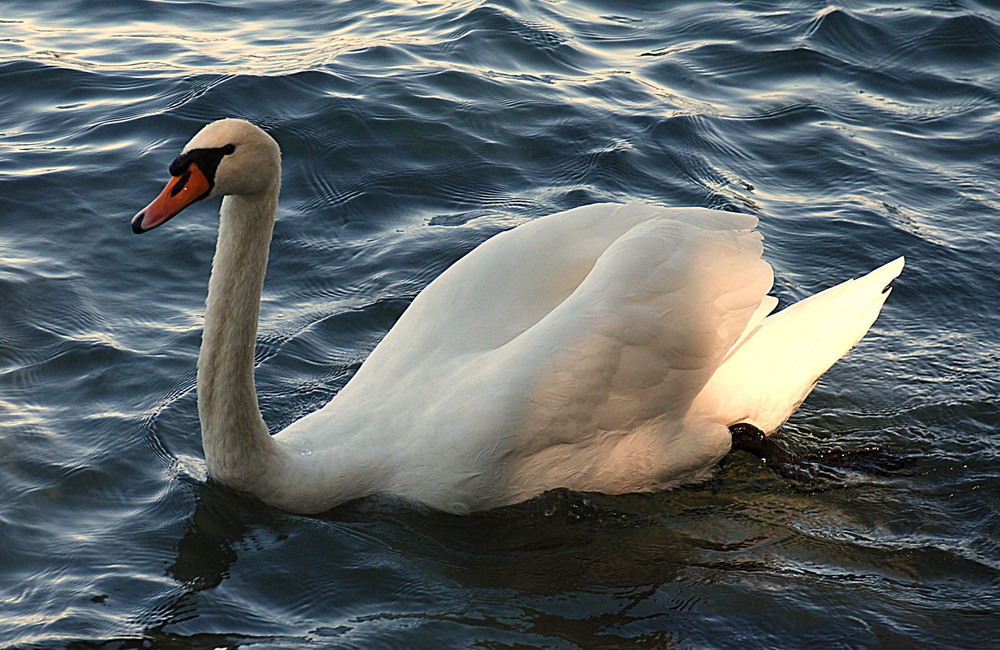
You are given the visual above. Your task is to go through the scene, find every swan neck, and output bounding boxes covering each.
[198,191,280,490]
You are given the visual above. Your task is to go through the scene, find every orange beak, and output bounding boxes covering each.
[131,163,212,234]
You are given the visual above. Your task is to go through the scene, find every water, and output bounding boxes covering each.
[2,0,999,646]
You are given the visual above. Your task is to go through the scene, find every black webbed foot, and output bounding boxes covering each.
[729,423,911,484]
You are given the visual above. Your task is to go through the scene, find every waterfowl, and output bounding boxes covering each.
[131,118,903,514]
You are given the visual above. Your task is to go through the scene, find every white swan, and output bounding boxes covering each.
[131,118,903,515]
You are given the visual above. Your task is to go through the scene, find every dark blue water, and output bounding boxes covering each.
[2,1,999,647]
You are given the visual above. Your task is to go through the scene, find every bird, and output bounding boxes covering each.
[130,118,904,515]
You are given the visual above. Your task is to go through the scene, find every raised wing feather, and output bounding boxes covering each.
[339,203,676,391]
[506,206,774,452]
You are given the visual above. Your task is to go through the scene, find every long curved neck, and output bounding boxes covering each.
[198,190,281,491]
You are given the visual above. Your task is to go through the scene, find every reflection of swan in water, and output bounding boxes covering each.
[131,118,903,515]
[150,486,695,642]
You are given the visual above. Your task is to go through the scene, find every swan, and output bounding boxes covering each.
[130,118,903,515]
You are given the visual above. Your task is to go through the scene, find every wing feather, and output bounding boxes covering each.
[505,206,773,452]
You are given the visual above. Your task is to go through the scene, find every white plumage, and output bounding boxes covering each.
[132,119,903,514]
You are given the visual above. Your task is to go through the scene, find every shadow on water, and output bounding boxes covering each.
[76,442,996,648]
[123,484,281,649]
[127,476,773,648]
[166,486,266,593]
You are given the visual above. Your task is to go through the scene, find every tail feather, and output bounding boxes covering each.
[691,256,904,433]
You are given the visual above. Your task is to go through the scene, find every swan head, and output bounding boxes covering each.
[131,118,281,234]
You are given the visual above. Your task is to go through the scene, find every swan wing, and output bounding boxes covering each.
[278,203,662,438]
[335,203,682,394]
[501,206,773,469]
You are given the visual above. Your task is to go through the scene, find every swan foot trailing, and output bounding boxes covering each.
[729,423,911,482]
[129,118,904,515]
